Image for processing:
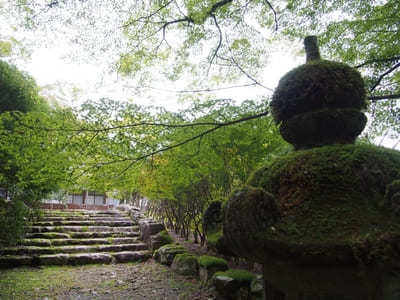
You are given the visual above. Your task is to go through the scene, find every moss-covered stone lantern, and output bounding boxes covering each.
[223,36,400,299]
[271,36,367,149]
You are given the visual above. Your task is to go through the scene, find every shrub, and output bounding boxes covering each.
[0,199,28,246]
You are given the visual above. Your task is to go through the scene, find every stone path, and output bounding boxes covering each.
[0,259,216,299]
[0,209,151,267]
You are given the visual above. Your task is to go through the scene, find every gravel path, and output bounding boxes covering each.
[0,259,216,299]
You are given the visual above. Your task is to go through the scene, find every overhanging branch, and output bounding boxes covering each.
[116,110,269,176]
[368,94,400,101]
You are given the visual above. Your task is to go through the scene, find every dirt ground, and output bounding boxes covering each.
[0,258,216,300]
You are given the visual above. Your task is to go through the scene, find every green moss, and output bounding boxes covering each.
[214,269,256,284]
[173,253,198,265]
[0,266,75,299]
[154,243,187,258]
[159,243,185,250]
[271,59,366,123]
[81,226,89,232]
[224,143,400,264]
[207,230,223,247]
[41,232,71,239]
[279,108,367,149]
[158,230,173,244]
[207,230,236,257]
[203,201,222,234]
[384,180,400,215]
[198,255,228,270]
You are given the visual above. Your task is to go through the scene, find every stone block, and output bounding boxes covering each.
[212,269,255,300]
[153,244,186,266]
[39,254,69,265]
[112,250,151,263]
[171,253,198,276]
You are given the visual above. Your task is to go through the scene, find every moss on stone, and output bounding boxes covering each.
[207,230,223,248]
[271,59,366,123]
[158,230,173,244]
[198,255,228,270]
[224,143,400,265]
[203,201,223,234]
[153,243,187,265]
[279,108,367,149]
[174,253,198,263]
[214,269,256,284]
[384,180,400,215]
[206,230,235,257]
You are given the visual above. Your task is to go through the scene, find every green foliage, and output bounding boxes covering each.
[198,255,228,270]
[0,41,12,57]
[214,269,256,284]
[0,199,28,246]
[0,60,48,113]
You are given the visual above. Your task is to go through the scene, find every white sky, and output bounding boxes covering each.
[23,45,301,112]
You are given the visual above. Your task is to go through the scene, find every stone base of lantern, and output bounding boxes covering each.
[261,258,400,300]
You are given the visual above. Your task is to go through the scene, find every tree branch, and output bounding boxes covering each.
[140,82,258,94]
[370,62,400,92]
[121,1,174,28]
[368,94,400,101]
[209,14,223,72]
[355,56,400,68]
[209,0,233,15]
[228,55,274,92]
[263,0,279,31]
[116,110,270,176]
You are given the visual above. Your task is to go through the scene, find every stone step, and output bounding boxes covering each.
[1,243,148,256]
[21,237,138,247]
[39,216,132,222]
[26,231,140,240]
[33,220,135,227]
[69,231,140,239]
[26,232,72,239]
[28,225,139,233]
[42,210,128,217]
[0,250,151,268]
[0,208,149,268]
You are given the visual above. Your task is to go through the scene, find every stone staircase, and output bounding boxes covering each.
[0,209,151,268]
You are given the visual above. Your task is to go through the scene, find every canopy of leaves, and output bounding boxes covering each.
[0,60,48,113]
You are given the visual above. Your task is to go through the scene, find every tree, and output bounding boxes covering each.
[0,60,48,113]
[0,61,75,244]
[2,0,398,142]
[134,99,289,243]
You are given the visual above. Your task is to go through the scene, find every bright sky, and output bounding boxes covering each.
[26,46,300,109]
[0,0,303,111]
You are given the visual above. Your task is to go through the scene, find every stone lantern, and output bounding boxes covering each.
[223,36,400,300]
